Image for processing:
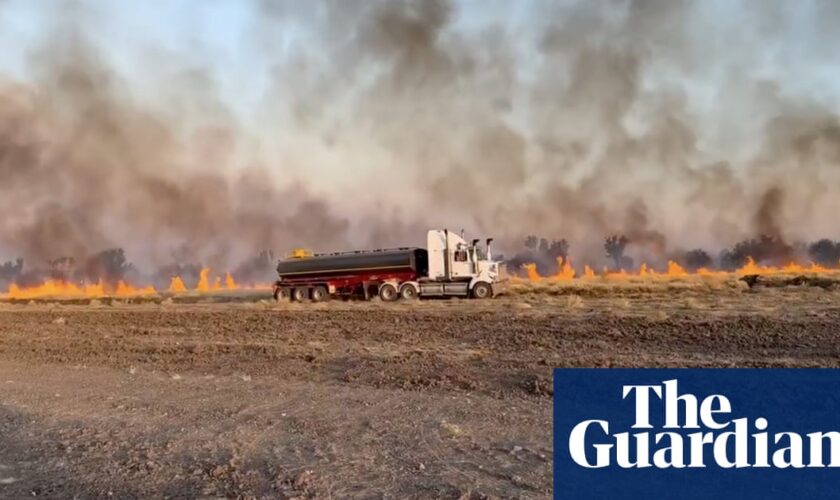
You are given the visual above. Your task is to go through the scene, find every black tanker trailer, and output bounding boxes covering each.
[274,248,428,301]
[273,229,506,302]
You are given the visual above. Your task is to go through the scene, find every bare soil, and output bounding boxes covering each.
[0,287,839,498]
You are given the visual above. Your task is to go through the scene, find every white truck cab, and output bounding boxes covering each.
[409,229,506,299]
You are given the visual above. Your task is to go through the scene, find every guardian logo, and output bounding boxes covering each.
[553,369,840,500]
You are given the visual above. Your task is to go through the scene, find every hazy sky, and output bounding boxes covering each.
[2,1,837,109]
[0,2,512,109]
[0,1,829,122]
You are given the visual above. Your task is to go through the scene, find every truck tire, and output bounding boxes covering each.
[471,282,492,299]
[274,287,291,302]
[292,287,310,302]
[400,282,419,300]
[379,283,398,302]
[311,285,330,302]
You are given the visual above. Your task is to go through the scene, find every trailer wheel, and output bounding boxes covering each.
[311,285,330,302]
[471,282,492,299]
[378,283,398,302]
[274,287,291,302]
[292,287,310,302]
[400,283,419,300]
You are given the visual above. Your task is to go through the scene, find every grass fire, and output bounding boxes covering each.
[1,1,839,498]
[0,268,268,301]
[4,233,840,302]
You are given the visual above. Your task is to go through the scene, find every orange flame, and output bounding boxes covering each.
[555,257,576,280]
[195,268,237,292]
[2,279,157,300]
[524,263,540,282]
[169,268,242,294]
[517,256,840,283]
[666,261,687,276]
[1,267,258,300]
[4,280,105,300]
[168,276,187,293]
[115,281,156,297]
[736,257,833,275]
[195,268,211,292]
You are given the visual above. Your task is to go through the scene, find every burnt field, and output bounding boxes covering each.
[0,286,839,498]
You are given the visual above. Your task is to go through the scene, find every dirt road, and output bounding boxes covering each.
[0,289,839,498]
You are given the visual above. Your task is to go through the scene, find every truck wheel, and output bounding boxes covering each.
[292,287,310,302]
[400,283,419,300]
[274,287,291,302]
[471,282,492,299]
[379,283,398,302]
[311,285,330,302]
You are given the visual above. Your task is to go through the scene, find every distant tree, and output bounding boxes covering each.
[547,239,570,260]
[718,249,739,270]
[604,235,629,269]
[509,236,570,276]
[808,239,840,267]
[720,234,792,270]
[49,257,76,281]
[524,235,538,250]
[682,249,712,271]
[0,258,23,282]
[82,248,134,284]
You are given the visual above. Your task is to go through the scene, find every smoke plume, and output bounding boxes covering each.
[1,0,839,275]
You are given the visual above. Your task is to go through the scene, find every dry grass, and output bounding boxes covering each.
[507,270,840,298]
[508,274,742,298]
[565,294,584,309]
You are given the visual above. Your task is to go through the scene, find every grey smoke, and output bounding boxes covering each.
[1,0,839,273]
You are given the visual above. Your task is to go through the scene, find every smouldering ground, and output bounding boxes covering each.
[0,283,839,498]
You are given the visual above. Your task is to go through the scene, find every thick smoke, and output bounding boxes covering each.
[754,187,785,241]
[0,14,353,273]
[1,0,840,277]
[257,0,840,266]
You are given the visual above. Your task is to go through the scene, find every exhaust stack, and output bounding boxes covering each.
[443,229,451,280]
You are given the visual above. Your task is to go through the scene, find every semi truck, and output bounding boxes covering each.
[273,229,507,302]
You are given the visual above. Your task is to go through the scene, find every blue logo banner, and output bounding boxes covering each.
[554,369,840,500]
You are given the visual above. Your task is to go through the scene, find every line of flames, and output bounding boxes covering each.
[1,268,271,300]
[521,257,840,283]
[5,257,839,299]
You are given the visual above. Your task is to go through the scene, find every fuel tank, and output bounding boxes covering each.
[276,248,428,278]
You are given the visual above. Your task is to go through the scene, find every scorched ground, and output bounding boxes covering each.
[0,288,839,498]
